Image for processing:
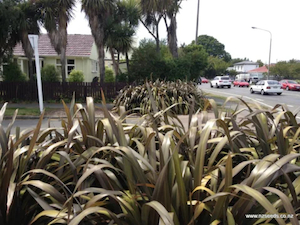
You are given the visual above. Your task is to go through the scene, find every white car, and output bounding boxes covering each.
[250,80,283,95]
[210,76,231,88]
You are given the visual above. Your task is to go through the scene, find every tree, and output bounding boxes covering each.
[105,0,139,75]
[256,59,264,67]
[82,0,116,84]
[0,0,20,64]
[195,35,231,62]
[37,0,76,82]
[178,44,208,80]
[269,61,292,79]
[17,0,40,81]
[41,64,60,81]
[139,0,164,54]
[204,56,230,79]
[162,0,181,58]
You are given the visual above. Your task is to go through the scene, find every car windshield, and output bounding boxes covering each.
[267,81,279,85]
[221,77,229,80]
[288,80,298,84]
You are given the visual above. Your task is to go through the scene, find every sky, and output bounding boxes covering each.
[66,0,300,64]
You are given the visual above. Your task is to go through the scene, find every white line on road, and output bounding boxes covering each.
[255,98,264,102]
[287,105,294,108]
[203,89,300,120]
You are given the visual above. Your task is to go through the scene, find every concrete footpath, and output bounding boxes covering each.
[2,102,251,132]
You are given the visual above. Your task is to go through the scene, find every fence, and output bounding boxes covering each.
[0,82,129,102]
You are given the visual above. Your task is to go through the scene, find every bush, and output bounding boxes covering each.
[104,66,115,82]
[68,69,84,82]
[41,65,60,82]
[2,61,27,81]
[1,96,300,225]
[129,39,208,83]
[114,79,206,115]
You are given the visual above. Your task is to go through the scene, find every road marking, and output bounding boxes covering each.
[287,105,294,108]
[255,98,264,102]
[203,88,300,120]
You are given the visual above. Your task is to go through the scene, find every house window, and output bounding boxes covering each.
[67,59,75,74]
[92,60,98,73]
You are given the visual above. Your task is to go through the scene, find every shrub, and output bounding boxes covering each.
[114,80,206,114]
[2,61,27,81]
[68,69,84,82]
[129,39,208,83]
[104,66,115,82]
[1,95,300,225]
[41,65,60,82]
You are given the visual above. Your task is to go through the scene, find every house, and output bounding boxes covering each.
[248,65,268,80]
[233,61,259,73]
[13,34,118,82]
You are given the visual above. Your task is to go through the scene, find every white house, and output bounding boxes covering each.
[233,61,259,73]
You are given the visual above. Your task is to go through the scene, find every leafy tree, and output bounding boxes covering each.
[130,40,207,82]
[68,69,84,82]
[256,59,264,67]
[178,44,208,80]
[195,35,231,62]
[104,66,115,82]
[41,65,60,81]
[269,61,292,78]
[2,61,28,81]
[204,56,230,79]
[82,0,116,84]
[37,0,76,82]
[0,0,20,64]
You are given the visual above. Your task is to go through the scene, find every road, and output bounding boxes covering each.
[199,83,300,120]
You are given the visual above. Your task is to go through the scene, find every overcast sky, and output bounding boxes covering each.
[66,0,300,64]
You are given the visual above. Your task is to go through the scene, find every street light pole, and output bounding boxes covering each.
[195,0,200,43]
[252,27,272,80]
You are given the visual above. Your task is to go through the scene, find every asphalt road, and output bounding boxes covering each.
[199,83,300,120]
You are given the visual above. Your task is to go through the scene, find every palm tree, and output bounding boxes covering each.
[105,0,139,75]
[17,0,40,81]
[162,0,181,58]
[37,0,75,82]
[139,0,165,54]
[81,0,116,84]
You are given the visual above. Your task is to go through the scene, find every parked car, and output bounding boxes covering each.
[233,80,249,87]
[250,80,283,95]
[201,77,209,83]
[210,76,231,88]
[279,80,300,91]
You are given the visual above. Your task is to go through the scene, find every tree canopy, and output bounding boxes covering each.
[195,35,231,62]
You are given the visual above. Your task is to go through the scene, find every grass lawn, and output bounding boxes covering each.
[4,107,61,116]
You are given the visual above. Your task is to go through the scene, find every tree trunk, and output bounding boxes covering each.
[21,30,34,81]
[125,52,130,74]
[59,13,68,82]
[109,47,118,76]
[155,22,160,54]
[167,16,178,58]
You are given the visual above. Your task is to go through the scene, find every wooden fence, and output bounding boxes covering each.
[0,82,129,102]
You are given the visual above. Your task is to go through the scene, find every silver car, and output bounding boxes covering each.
[250,80,283,95]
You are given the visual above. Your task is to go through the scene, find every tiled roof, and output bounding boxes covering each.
[234,61,259,65]
[248,65,268,73]
[14,34,94,57]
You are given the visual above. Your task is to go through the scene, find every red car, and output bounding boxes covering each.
[233,80,249,87]
[201,77,209,83]
[279,80,300,91]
